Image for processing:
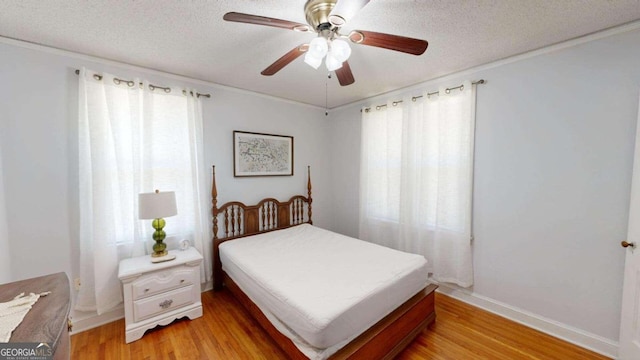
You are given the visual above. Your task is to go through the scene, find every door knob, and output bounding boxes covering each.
[622,240,636,248]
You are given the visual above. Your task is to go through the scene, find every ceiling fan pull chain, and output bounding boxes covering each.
[325,72,330,116]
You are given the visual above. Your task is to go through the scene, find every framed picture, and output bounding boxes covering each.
[233,131,294,177]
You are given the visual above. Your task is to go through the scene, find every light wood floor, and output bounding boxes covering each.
[71,289,610,359]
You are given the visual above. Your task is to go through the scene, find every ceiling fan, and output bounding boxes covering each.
[223,0,429,86]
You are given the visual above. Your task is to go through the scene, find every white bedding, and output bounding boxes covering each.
[219,224,428,359]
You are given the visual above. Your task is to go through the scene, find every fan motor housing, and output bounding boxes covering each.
[304,0,337,30]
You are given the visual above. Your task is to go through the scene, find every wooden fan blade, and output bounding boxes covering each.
[349,30,428,55]
[261,45,308,76]
[335,61,355,86]
[223,12,311,32]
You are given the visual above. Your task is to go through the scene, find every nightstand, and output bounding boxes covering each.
[118,247,203,343]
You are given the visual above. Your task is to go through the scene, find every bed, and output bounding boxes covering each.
[212,166,437,359]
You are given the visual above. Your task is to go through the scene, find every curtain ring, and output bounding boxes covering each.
[113,78,134,87]
[92,74,102,81]
[149,84,155,91]
[164,88,171,93]
[445,88,450,94]
[460,85,464,91]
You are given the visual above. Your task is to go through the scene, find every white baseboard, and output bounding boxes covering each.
[70,280,214,335]
[70,305,125,335]
[436,284,618,359]
[202,279,213,292]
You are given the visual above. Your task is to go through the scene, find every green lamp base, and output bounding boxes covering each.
[151,217,168,258]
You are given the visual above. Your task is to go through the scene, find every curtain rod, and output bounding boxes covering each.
[74,69,211,98]
[362,79,486,112]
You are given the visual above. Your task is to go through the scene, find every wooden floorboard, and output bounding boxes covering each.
[71,290,611,359]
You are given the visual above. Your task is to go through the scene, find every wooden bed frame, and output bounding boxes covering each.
[211,165,437,359]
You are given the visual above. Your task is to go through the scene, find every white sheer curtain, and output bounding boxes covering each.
[0,146,11,284]
[359,81,475,287]
[76,68,210,314]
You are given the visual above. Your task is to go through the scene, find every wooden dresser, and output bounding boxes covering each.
[1,272,71,359]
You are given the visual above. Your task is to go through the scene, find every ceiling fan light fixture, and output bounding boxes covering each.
[308,37,329,59]
[328,14,346,27]
[330,39,351,62]
[304,52,323,69]
[328,0,371,27]
[325,53,343,71]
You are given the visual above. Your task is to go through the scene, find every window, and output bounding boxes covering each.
[76,68,208,314]
[359,81,476,287]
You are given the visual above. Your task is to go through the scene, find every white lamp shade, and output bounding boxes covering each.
[328,0,370,26]
[139,191,177,219]
[308,37,328,59]
[325,53,343,71]
[304,52,323,69]
[330,39,351,63]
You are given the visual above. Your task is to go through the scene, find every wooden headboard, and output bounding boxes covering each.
[211,165,313,290]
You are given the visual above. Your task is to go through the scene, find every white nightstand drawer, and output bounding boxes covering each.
[132,266,198,300]
[133,285,195,322]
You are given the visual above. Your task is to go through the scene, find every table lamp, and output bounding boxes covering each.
[139,190,177,263]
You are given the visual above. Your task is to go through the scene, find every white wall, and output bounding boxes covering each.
[0,38,332,312]
[329,25,640,350]
[0,42,74,283]
[0,150,11,284]
[203,88,331,227]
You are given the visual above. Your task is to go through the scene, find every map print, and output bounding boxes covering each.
[237,134,291,174]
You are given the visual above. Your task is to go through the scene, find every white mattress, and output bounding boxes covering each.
[219,224,428,358]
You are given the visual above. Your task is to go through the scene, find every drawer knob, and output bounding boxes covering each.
[159,299,173,309]
[144,288,150,293]
[180,279,185,283]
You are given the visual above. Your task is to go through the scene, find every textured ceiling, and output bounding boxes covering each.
[1,1,639,108]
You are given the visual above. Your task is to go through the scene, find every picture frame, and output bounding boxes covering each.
[233,131,294,177]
